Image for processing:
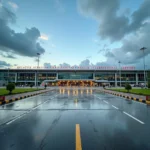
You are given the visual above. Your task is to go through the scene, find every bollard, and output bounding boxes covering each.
[146,96,150,105]
[0,96,5,105]
[0,96,5,102]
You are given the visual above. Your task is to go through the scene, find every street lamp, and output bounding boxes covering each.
[6,67,10,84]
[140,47,147,88]
[37,53,40,89]
[118,61,121,87]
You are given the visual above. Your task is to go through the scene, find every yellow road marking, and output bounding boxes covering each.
[76,124,82,150]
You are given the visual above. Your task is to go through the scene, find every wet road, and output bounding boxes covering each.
[0,87,150,150]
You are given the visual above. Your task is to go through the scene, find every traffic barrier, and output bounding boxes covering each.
[0,90,49,105]
[104,90,146,104]
[5,100,10,103]
[0,96,5,102]
[146,96,150,105]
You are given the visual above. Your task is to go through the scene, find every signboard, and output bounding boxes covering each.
[10,66,136,70]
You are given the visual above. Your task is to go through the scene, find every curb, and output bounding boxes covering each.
[0,90,50,105]
[104,90,147,104]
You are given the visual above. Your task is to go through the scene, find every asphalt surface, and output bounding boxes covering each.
[0,87,150,150]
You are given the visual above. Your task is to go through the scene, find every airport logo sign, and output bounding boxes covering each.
[14,66,136,70]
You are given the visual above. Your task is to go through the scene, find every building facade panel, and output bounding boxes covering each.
[0,69,149,86]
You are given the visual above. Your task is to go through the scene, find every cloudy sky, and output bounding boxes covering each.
[0,0,150,69]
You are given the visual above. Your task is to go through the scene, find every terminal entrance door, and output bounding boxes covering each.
[58,81,94,86]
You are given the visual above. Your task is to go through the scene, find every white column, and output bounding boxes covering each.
[93,72,95,80]
[56,72,58,80]
[35,72,37,86]
[115,73,117,87]
[15,73,17,83]
[136,73,138,85]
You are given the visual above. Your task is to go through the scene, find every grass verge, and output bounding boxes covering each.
[0,88,43,96]
[107,89,150,96]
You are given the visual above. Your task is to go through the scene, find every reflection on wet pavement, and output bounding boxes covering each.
[0,87,150,150]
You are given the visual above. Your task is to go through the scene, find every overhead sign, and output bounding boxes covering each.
[12,66,136,70]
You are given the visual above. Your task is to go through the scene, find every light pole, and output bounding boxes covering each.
[118,61,121,87]
[140,47,147,88]
[37,53,40,89]
[7,67,10,84]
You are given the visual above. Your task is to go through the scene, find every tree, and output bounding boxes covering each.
[30,84,33,88]
[125,83,132,92]
[148,72,150,89]
[6,83,15,94]
[148,83,150,89]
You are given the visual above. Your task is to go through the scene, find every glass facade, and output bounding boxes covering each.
[58,72,93,79]
[95,72,115,81]
[17,73,35,81]
[0,69,150,86]
[0,72,15,82]
[17,72,57,81]
[38,73,56,81]
[117,73,136,81]
[138,74,144,81]
[47,73,57,80]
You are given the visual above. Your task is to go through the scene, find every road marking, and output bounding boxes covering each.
[112,105,119,110]
[5,95,57,125]
[6,113,27,125]
[123,111,145,124]
[96,96,101,99]
[76,124,82,150]
[103,100,109,104]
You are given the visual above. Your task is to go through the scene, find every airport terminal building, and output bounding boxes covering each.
[0,66,149,87]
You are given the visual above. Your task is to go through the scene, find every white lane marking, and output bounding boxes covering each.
[6,95,57,125]
[112,105,119,110]
[6,113,27,125]
[103,100,109,104]
[123,111,145,124]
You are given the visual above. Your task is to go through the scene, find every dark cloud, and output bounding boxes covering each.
[130,0,150,32]
[0,5,16,24]
[0,52,16,59]
[0,5,45,57]
[78,0,150,41]
[0,60,11,67]
[78,0,150,68]
[104,23,150,66]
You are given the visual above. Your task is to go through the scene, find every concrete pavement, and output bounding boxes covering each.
[0,87,150,150]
